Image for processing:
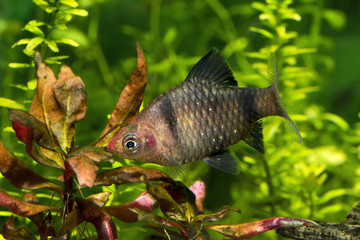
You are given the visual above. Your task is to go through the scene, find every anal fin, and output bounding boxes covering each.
[204,150,238,175]
[244,120,265,154]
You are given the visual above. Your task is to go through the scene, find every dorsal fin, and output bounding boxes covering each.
[185,48,238,87]
[244,120,265,154]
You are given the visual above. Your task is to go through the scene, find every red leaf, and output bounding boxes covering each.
[189,181,205,213]
[205,217,317,239]
[104,192,155,223]
[0,141,64,194]
[75,197,118,240]
[12,120,29,143]
[95,43,147,147]
[0,190,57,217]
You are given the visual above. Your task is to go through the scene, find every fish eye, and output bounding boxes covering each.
[123,134,139,151]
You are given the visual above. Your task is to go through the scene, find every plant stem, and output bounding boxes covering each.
[260,154,276,216]
[88,3,115,87]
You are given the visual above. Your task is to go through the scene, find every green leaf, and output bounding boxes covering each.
[8,63,32,69]
[281,46,317,56]
[259,13,276,26]
[59,0,78,7]
[44,39,59,52]
[55,38,80,47]
[45,6,58,13]
[323,113,349,130]
[11,38,31,48]
[25,36,44,51]
[251,2,269,13]
[245,52,268,60]
[317,189,348,205]
[280,10,301,21]
[55,12,73,24]
[23,20,45,36]
[27,79,37,90]
[323,9,346,30]
[63,8,88,17]
[249,27,274,39]
[32,0,49,8]
[44,55,69,65]
[0,98,24,110]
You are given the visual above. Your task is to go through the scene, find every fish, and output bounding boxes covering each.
[107,48,301,174]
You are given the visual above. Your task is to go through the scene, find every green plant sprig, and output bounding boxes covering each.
[9,0,88,68]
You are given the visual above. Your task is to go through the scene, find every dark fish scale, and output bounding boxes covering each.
[165,82,252,164]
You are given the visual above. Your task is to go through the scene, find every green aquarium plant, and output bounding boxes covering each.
[0,45,316,239]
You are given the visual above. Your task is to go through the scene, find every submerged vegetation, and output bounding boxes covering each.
[0,0,359,239]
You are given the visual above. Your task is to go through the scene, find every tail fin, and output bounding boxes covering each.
[268,53,302,143]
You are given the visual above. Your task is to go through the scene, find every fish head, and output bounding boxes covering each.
[107,120,159,162]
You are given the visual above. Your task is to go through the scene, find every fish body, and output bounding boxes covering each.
[108,49,300,174]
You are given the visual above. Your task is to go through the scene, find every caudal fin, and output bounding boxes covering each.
[268,53,302,143]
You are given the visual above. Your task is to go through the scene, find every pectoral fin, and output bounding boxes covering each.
[163,151,189,177]
[204,150,238,174]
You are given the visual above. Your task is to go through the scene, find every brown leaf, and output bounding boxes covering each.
[75,197,118,240]
[146,181,197,223]
[71,146,113,163]
[8,109,65,169]
[56,209,84,236]
[0,141,64,194]
[22,192,40,204]
[204,217,317,239]
[21,194,56,239]
[51,65,87,152]
[94,166,173,187]
[30,52,57,123]
[2,216,37,240]
[95,42,147,147]
[36,212,56,238]
[31,52,87,154]
[86,192,111,207]
[0,190,57,217]
[26,137,65,169]
[185,222,211,240]
[130,208,185,233]
[66,154,99,188]
[194,206,241,223]
[8,109,62,153]
[104,192,155,223]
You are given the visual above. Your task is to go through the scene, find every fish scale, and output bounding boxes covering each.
[107,48,301,174]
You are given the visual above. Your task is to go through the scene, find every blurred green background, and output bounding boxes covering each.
[0,0,360,239]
